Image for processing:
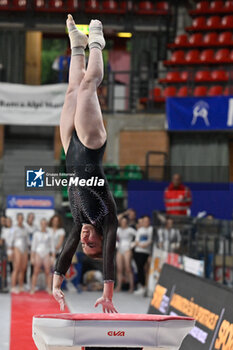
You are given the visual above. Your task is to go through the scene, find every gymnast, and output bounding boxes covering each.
[53,15,118,313]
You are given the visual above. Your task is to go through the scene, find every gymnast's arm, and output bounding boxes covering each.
[95,212,118,313]
[53,224,81,309]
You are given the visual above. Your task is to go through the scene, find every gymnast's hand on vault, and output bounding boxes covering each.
[95,296,118,313]
[53,273,65,311]
[53,287,65,311]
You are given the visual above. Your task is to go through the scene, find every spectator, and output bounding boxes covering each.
[48,215,66,257]
[136,216,144,230]
[0,215,6,233]
[24,212,38,283]
[1,217,14,273]
[164,174,192,216]
[30,218,55,294]
[157,218,181,252]
[52,48,71,83]
[24,212,37,244]
[115,216,136,293]
[118,208,137,229]
[133,215,153,295]
[11,213,29,293]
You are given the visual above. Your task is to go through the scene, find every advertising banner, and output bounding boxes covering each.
[0,82,67,126]
[147,244,182,297]
[6,195,55,226]
[167,96,233,131]
[148,264,233,349]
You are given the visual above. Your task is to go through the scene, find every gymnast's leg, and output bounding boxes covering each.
[74,19,107,149]
[60,14,88,153]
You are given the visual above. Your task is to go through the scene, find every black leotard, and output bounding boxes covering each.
[54,130,118,282]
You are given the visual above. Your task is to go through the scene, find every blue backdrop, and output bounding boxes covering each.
[167,96,233,131]
[127,180,233,220]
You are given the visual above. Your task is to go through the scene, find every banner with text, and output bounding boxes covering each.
[148,264,233,349]
[167,96,233,131]
[6,195,55,226]
[0,82,67,126]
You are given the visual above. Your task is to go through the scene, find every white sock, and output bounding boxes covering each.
[88,19,105,50]
[67,14,88,56]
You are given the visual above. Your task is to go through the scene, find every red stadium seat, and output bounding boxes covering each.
[195,70,212,82]
[189,33,203,46]
[189,2,209,15]
[165,50,185,65]
[156,2,169,12]
[86,0,101,12]
[49,0,64,11]
[102,0,118,12]
[163,86,177,98]
[218,32,232,45]
[153,87,163,102]
[203,32,218,46]
[211,70,228,82]
[174,34,189,47]
[224,87,230,95]
[66,0,79,11]
[119,1,128,12]
[225,1,233,12]
[138,1,154,12]
[185,50,200,64]
[206,16,221,29]
[196,1,209,12]
[180,71,189,82]
[215,49,231,63]
[194,86,208,96]
[190,17,206,30]
[34,0,46,9]
[210,1,224,12]
[231,50,233,62]
[166,71,181,83]
[13,0,27,9]
[222,16,233,29]
[200,49,215,63]
[177,86,188,97]
[0,0,10,10]
[208,85,223,96]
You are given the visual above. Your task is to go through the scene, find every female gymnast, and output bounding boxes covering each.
[53,15,118,313]
[11,213,29,293]
[30,218,55,294]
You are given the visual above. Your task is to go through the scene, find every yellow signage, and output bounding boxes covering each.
[66,25,89,35]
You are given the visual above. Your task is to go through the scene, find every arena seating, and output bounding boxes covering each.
[135,1,170,15]
[187,15,233,31]
[190,1,233,16]
[0,0,170,14]
[169,31,233,48]
[159,0,233,100]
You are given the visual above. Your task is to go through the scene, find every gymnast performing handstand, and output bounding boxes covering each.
[53,15,118,313]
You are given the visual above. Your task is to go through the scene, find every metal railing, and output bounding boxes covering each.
[153,212,233,287]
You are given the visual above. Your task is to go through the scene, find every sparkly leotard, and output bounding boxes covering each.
[54,130,118,282]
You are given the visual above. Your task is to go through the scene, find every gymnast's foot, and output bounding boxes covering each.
[67,14,88,55]
[88,19,105,50]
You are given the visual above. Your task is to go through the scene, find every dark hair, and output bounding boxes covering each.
[48,214,64,229]
[121,215,129,222]
[17,213,24,218]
